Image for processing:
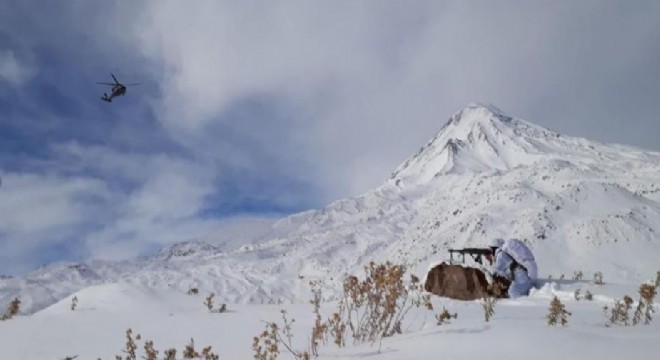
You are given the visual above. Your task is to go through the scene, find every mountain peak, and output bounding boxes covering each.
[450,103,512,125]
[389,104,551,184]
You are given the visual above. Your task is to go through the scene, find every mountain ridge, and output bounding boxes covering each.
[3,104,660,314]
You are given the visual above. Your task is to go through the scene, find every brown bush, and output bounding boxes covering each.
[605,295,633,326]
[1,298,20,320]
[253,310,310,360]
[482,282,504,322]
[547,296,571,326]
[334,262,431,345]
[633,283,657,325]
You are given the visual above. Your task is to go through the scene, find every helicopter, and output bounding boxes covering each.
[96,73,140,102]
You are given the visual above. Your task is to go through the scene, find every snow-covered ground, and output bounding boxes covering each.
[1,279,658,359]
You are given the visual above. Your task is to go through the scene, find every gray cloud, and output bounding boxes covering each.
[0,49,35,86]
[131,0,660,196]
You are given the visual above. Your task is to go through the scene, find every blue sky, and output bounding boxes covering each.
[1,1,659,274]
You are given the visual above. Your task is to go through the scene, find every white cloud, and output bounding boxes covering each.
[48,143,223,261]
[130,1,660,198]
[0,172,111,273]
[0,49,35,86]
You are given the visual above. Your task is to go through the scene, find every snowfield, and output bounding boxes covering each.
[1,104,660,358]
[1,279,658,359]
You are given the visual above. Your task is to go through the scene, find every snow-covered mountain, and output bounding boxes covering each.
[3,103,660,313]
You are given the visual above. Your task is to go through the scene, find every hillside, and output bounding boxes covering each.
[2,103,660,314]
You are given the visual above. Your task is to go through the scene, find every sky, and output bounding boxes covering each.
[0,1,659,275]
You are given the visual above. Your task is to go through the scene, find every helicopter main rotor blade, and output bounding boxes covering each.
[111,73,119,84]
[124,83,141,86]
[96,82,116,86]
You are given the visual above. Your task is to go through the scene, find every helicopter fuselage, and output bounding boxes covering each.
[112,85,127,96]
[102,85,127,102]
[98,73,138,103]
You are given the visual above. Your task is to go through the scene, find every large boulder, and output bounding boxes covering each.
[424,263,509,300]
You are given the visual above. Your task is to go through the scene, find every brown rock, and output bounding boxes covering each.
[424,263,509,300]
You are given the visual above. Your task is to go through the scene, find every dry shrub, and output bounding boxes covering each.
[71,296,78,311]
[435,307,457,325]
[183,338,199,359]
[655,270,660,289]
[573,288,581,301]
[204,293,215,311]
[253,322,279,360]
[188,287,199,295]
[100,329,219,360]
[144,340,158,360]
[333,262,431,346]
[593,272,604,285]
[309,281,328,357]
[572,271,584,281]
[547,296,571,326]
[253,311,310,360]
[482,282,504,322]
[164,348,177,360]
[61,356,78,360]
[253,262,431,359]
[605,295,633,326]
[180,338,219,360]
[584,290,593,301]
[121,328,138,360]
[633,283,657,326]
[327,312,346,348]
[1,298,20,320]
[200,346,220,360]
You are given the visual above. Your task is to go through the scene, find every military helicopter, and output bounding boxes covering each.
[96,73,140,102]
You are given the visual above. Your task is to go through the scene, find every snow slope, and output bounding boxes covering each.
[2,103,660,314]
[1,280,658,359]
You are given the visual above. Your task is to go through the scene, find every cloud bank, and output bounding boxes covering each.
[1,1,659,274]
